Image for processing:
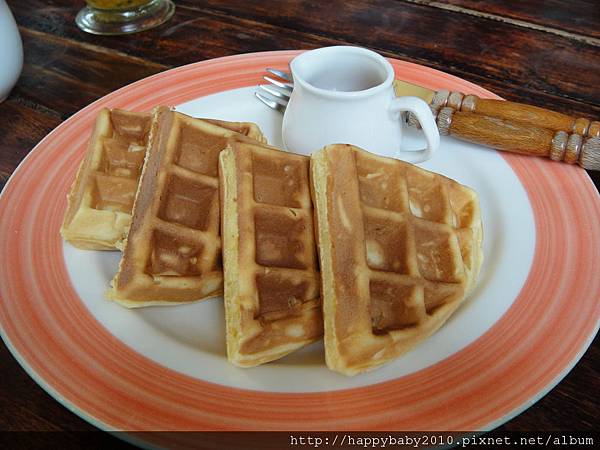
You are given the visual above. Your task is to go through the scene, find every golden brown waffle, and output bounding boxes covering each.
[61,108,265,250]
[108,107,265,307]
[311,144,483,375]
[219,140,323,367]
[61,109,151,250]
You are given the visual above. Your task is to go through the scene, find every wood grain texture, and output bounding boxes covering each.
[441,0,600,40]
[12,28,164,118]
[0,99,61,191]
[8,0,600,120]
[179,0,600,109]
[441,109,557,156]
[439,109,600,169]
[0,0,598,444]
[460,96,599,136]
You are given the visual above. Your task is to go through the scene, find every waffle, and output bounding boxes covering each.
[61,109,151,250]
[108,107,265,307]
[219,140,323,367]
[61,108,265,250]
[311,144,483,375]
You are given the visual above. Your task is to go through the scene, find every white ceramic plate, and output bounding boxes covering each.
[1,52,598,435]
[64,85,534,392]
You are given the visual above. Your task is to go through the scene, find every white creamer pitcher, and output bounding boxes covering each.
[0,0,23,103]
[282,46,439,163]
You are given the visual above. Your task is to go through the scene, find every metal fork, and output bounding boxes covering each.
[255,68,293,113]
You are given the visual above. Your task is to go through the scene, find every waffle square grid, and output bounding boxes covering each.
[220,140,323,367]
[109,108,262,306]
[312,144,483,375]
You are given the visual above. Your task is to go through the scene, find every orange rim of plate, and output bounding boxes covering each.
[0,51,599,432]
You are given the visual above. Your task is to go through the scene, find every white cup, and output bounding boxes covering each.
[282,46,439,163]
[0,0,23,103]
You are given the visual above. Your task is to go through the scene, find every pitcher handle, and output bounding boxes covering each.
[389,96,440,163]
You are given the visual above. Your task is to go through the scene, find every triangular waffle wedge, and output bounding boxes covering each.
[61,108,265,250]
[108,107,265,307]
[311,144,483,375]
[219,140,323,367]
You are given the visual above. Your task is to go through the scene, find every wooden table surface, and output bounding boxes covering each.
[1,0,598,446]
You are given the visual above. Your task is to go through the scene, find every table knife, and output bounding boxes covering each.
[393,80,600,137]
[393,81,600,170]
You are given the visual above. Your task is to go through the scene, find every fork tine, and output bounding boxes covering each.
[257,90,289,107]
[255,92,287,112]
[266,68,292,82]
[263,76,293,92]
[258,84,291,100]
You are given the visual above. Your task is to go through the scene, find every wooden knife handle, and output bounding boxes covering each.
[431,90,600,137]
[435,107,600,170]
